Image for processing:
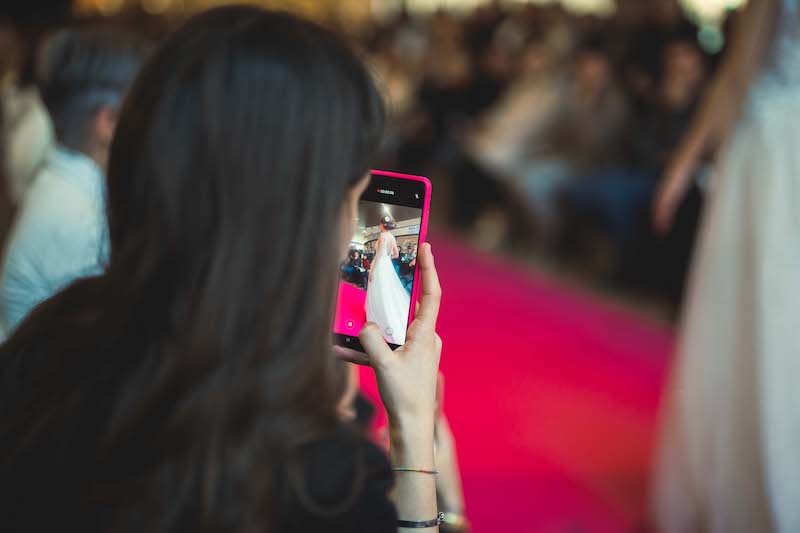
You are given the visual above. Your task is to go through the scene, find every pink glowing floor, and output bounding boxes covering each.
[358,236,674,532]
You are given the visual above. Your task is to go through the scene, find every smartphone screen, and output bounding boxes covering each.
[333,171,429,351]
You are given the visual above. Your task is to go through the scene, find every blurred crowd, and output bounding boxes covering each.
[362,0,723,307]
[0,0,732,311]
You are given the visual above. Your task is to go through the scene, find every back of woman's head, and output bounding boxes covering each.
[380,215,396,230]
[107,6,382,355]
[1,5,384,530]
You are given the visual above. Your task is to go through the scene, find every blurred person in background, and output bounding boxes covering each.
[560,37,708,285]
[0,86,9,253]
[518,37,629,242]
[652,1,800,530]
[417,10,472,145]
[0,21,18,248]
[455,33,562,246]
[0,27,149,334]
[466,34,562,182]
[463,35,628,247]
[0,19,53,210]
[0,6,453,532]
[613,0,695,112]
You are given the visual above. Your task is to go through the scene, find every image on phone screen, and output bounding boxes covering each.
[333,174,426,346]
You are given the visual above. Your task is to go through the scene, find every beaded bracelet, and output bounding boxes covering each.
[392,467,438,475]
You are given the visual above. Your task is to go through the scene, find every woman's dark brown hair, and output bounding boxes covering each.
[0,6,385,531]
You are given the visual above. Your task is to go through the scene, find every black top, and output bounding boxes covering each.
[278,436,397,533]
[0,369,397,532]
[0,285,397,533]
[0,428,397,533]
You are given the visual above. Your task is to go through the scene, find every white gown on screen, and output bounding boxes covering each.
[365,231,410,344]
[653,2,800,531]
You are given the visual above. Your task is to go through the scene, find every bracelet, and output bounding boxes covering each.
[397,512,444,529]
[392,467,438,475]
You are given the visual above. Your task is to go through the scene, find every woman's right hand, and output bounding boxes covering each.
[335,242,442,429]
[336,243,442,527]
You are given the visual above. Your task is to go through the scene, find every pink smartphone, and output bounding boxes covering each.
[333,170,431,351]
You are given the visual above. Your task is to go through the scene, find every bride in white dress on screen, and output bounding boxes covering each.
[652,1,800,531]
[365,215,410,344]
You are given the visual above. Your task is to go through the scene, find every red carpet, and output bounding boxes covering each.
[359,236,673,532]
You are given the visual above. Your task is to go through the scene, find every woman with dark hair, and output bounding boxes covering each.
[365,215,411,345]
[0,7,444,533]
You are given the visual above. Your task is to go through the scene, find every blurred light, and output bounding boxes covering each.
[95,0,124,15]
[560,0,615,16]
[698,24,725,53]
[405,0,483,14]
[680,0,748,24]
[142,0,172,15]
[399,0,614,16]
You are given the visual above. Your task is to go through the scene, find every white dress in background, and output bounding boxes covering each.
[365,231,410,345]
[654,2,800,532]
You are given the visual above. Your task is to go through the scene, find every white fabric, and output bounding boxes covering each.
[1,84,54,205]
[0,146,108,336]
[653,3,800,531]
[365,231,410,345]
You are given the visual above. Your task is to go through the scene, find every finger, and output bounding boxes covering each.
[359,322,393,362]
[412,242,442,329]
[333,345,371,366]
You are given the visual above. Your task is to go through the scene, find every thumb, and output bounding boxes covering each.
[359,322,393,362]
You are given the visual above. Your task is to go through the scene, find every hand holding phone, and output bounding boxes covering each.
[334,242,442,421]
[332,170,431,351]
[335,240,441,533]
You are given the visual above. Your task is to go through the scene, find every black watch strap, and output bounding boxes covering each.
[397,512,444,528]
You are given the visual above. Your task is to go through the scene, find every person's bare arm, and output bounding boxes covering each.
[335,243,443,532]
[685,0,778,157]
[653,0,780,232]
